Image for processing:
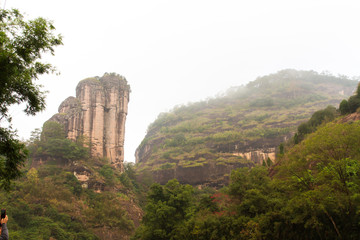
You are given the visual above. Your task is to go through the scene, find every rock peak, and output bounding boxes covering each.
[49,73,130,171]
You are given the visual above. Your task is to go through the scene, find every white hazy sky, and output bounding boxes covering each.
[4,0,360,162]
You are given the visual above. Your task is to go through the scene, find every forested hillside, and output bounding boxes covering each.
[8,81,360,240]
[0,121,144,240]
[135,69,358,186]
[133,107,360,240]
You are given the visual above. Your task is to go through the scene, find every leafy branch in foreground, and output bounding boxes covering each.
[0,8,62,189]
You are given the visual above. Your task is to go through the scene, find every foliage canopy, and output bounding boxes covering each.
[0,9,62,190]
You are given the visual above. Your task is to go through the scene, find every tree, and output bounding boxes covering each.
[339,99,350,115]
[132,179,194,240]
[275,122,360,239]
[29,121,89,163]
[356,82,360,97]
[0,9,62,189]
[347,95,360,113]
[0,128,28,190]
[295,105,337,143]
[41,121,65,141]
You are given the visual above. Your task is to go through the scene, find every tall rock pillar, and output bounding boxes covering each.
[102,75,130,171]
[48,73,130,171]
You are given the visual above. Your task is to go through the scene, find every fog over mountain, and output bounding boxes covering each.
[6,0,360,163]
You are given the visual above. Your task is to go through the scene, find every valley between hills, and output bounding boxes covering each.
[2,69,360,239]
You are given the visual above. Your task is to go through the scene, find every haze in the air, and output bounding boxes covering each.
[5,0,360,162]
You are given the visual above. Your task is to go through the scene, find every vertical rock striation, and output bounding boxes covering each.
[48,73,130,171]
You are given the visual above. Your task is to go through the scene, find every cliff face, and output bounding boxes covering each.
[49,73,130,170]
[135,135,288,186]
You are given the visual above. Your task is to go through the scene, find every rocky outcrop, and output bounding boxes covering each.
[48,73,130,171]
[151,161,252,187]
[341,112,360,123]
[232,148,276,164]
[135,141,278,187]
[72,164,105,192]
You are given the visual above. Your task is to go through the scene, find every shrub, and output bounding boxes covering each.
[339,99,350,115]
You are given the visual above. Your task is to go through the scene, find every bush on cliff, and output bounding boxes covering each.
[29,121,89,163]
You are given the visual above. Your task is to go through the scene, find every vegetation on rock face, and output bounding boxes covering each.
[0,8,63,190]
[134,118,360,239]
[294,105,338,143]
[28,121,89,163]
[136,69,358,186]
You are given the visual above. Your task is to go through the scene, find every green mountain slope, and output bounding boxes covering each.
[135,69,358,186]
[133,113,360,240]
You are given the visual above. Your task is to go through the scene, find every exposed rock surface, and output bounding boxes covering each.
[135,138,284,187]
[232,148,276,164]
[341,112,360,122]
[48,73,130,171]
[152,161,252,187]
[72,164,105,192]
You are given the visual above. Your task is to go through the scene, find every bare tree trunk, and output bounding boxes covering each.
[324,210,341,239]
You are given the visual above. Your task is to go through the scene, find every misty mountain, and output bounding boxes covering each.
[135,69,358,187]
